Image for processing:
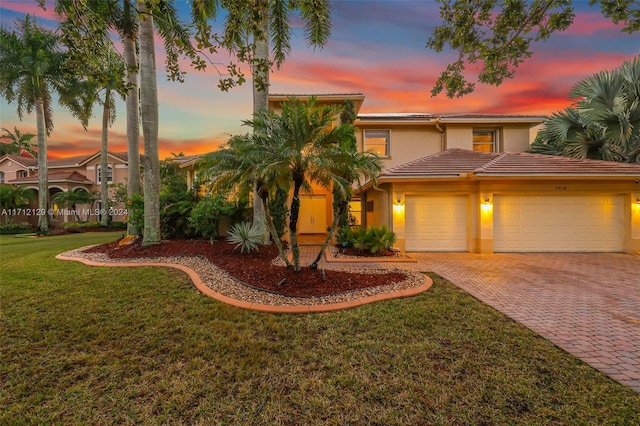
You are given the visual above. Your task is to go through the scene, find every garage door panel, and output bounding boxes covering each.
[405,196,467,251]
[494,195,623,252]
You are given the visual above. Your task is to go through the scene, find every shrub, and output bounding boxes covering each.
[226,221,262,254]
[161,194,196,239]
[336,226,356,247]
[62,221,101,229]
[189,195,235,243]
[352,225,396,254]
[0,223,32,235]
[126,193,144,231]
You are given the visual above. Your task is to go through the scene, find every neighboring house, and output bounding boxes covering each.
[0,151,133,226]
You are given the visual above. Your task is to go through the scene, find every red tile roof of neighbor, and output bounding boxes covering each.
[9,171,92,184]
[380,149,640,178]
[0,154,38,167]
[48,151,129,167]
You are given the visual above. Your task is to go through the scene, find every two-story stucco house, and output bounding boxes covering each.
[267,93,640,254]
[0,151,132,225]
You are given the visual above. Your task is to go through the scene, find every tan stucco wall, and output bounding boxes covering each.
[444,126,472,150]
[356,124,442,171]
[503,125,534,152]
[0,158,32,181]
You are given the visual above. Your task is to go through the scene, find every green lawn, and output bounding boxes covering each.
[1,233,639,424]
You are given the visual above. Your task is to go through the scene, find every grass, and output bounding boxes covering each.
[1,233,639,425]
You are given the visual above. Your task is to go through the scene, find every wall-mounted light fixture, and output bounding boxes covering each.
[481,197,492,212]
[393,193,405,213]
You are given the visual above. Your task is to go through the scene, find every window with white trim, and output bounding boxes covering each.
[473,129,498,152]
[97,166,113,184]
[0,171,4,184]
[17,169,28,178]
[364,129,390,157]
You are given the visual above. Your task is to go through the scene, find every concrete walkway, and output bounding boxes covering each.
[301,246,640,393]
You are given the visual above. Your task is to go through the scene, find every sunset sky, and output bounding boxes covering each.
[1,0,638,159]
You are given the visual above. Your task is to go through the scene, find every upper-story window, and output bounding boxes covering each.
[364,129,390,157]
[16,169,28,178]
[473,129,498,152]
[96,166,113,184]
[0,171,4,184]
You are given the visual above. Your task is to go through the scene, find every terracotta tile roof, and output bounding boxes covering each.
[0,154,37,167]
[475,152,640,176]
[48,154,93,167]
[48,151,130,167]
[380,149,500,177]
[270,93,364,97]
[9,171,92,184]
[380,149,640,179]
[357,113,437,121]
[438,113,546,120]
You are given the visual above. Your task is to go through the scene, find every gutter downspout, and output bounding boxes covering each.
[435,122,445,151]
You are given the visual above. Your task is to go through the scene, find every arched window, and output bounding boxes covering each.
[16,169,28,178]
[0,171,4,184]
[96,166,113,184]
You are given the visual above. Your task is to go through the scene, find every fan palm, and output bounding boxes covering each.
[530,57,640,163]
[0,15,92,234]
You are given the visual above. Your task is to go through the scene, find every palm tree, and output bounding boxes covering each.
[0,185,36,225]
[0,127,37,158]
[0,15,91,234]
[245,97,380,272]
[192,0,332,243]
[54,0,199,238]
[530,57,640,163]
[51,189,95,223]
[138,0,161,245]
[198,134,293,268]
[96,50,126,227]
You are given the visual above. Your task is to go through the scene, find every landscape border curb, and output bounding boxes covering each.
[55,254,433,314]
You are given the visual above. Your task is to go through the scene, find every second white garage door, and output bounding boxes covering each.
[494,194,624,252]
[405,195,468,251]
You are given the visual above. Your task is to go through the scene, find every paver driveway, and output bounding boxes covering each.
[406,253,640,393]
[309,249,640,393]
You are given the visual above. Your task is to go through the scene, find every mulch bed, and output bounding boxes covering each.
[83,238,407,298]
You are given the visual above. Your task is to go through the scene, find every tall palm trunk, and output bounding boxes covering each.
[252,5,270,244]
[139,0,160,245]
[35,96,48,234]
[100,89,110,226]
[124,0,141,235]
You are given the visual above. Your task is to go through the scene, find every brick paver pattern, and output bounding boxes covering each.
[299,246,640,393]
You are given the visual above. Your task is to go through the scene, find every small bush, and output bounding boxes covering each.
[189,195,235,243]
[226,221,262,254]
[62,221,101,229]
[353,225,396,254]
[126,193,144,230]
[336,226,356,247]
[0,223,32,235]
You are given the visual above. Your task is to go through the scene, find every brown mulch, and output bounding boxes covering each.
[83,238,407,298]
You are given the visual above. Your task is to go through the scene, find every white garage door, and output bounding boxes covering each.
[494,194,624,252]
[405,195,467,251]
